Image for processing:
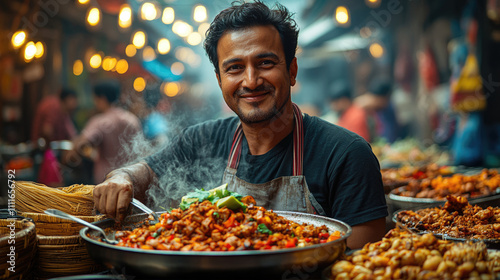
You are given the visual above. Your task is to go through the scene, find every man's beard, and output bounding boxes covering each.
[234,84,289,124]
[236,101,279,124]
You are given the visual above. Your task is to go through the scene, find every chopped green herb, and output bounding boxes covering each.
[257,223,273,235]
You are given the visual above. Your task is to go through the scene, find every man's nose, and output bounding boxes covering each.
[242,66,262,89]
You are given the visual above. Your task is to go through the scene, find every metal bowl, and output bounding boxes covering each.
[81,211,351,279]
[387,187,500,213]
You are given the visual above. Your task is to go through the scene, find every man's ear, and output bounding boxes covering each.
[289,57,298,86]
[216,70,222,88]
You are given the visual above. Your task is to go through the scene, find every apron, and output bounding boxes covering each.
[222,103,327,216]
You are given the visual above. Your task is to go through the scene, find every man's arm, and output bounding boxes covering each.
[348,217,386,249]
[93,161,156,221]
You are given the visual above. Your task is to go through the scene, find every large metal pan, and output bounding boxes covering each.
[81,211,351,279]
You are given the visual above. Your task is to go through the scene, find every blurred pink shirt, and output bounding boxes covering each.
[81,107,141,183]
[31,96,77,143]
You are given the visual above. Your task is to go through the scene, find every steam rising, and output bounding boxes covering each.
[145,143,227,211]
[116,111,226,211]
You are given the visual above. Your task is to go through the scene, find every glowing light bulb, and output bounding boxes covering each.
[102,56,117,71]
[335,6,349,25]
[141,2,157,21]
[187,32,202,46]
[119,5,132,28]
[198,23,210,37]
[89,53,102,68]
[73,60,83,76]
[171,62,184,75]
[11,31,26,48]
[157,38,171,55]
[163,82,179,97]
[172,21,192,37]
[125,44,137,57]
[132,31,146,49]
[24,41,36,61]
[87,7,100,26]
[143,46,156,61]
[116,59,128,74]
[34,42,44,58]
[193,5,207,22]
[369,43,384,58]
[133,77,146,92]
[162,7,175,24]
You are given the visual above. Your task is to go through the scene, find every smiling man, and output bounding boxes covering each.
[94,1,387,249]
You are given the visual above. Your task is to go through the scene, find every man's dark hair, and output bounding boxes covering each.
[59,88,76,101]
[368,79,392,97]
[93,80,120,104]
[328,81,352,101]
[203,0,299,74]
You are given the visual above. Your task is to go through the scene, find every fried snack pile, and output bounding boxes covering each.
[394,169,500,199]
[396,195,500,240]
[114,199,342,251]
[330,227,499,280]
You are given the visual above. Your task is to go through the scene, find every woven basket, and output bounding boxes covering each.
[18,212,104,236]
[14,212,106,279]
[35,234,105,279]
[0,219,37,280]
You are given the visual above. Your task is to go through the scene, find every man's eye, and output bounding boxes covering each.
[226,65,243,72]
[260,60,276,67]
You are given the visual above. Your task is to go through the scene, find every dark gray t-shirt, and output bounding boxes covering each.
[145,114,388,226]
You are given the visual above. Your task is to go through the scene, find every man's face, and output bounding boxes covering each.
[216,25,297,124]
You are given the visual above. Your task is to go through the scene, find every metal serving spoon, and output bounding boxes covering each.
[131,198,160,224]
[44,209,118,245]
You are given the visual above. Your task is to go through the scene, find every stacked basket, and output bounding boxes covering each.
[15,181,105,280]
[0,219,37,280]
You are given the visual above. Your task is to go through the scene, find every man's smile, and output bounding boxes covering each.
[239,91,270,102]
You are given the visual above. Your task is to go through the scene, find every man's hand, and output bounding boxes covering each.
[94,173,134,222]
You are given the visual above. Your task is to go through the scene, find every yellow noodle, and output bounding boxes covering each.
[15,181,95,215]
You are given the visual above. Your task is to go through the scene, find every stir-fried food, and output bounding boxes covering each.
[396,195,500,240]
[392,169,500,200]
[382,163,454,193]
[329,227,500,280]
[113,197,343,251]
[382,163,453,183]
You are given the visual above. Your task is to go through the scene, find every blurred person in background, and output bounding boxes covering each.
[31,88,78,144]
[324,81,373,142]
[70,81,142,184]
[92,1,387,249]
[31,88,78,187]
[355,79,400,143]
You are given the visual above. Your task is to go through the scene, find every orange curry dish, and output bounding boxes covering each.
[114,198,343,251]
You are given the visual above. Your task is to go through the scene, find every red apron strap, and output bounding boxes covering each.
[227,103,304,176]
[227,125,243,169]
[292,103,304,176]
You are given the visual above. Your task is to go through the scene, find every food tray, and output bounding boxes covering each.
[392,210,500,249]
[387,187,500,213]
